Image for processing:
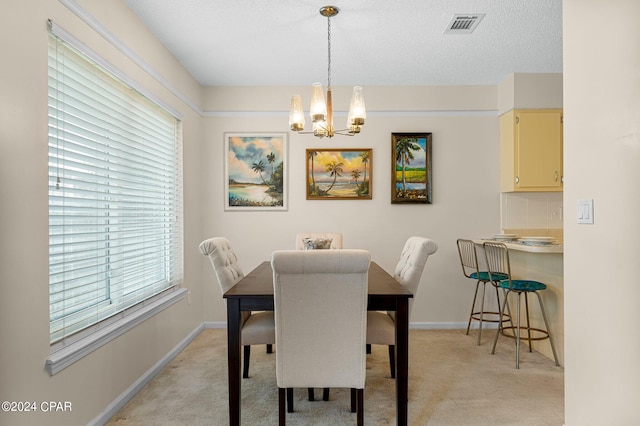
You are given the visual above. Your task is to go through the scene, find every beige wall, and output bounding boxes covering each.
[0,0,582,425]
[0,1,204,425]
[497,72,563,115]
[563,0,640,424]
[200,86,503,327]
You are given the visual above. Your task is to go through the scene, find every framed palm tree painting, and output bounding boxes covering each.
[224,133,288,211]
[306,149,372,200]
[391,132,432,204]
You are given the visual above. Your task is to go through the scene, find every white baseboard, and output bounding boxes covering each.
[203,321,226,329]
[205,320,490,330]
[205,320,488,330]
[89,323,204,426]
[411,321,498,330]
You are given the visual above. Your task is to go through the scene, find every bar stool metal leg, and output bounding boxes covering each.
[492,289,510,355]
[524,293,533,352]
[497,286,515,331]
[477,281,488,345]
[467,280,512,346]
[515,292,522,369]
[466,281,481,336]
[535,292,560,366]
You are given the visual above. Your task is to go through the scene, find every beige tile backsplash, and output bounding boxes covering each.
[501,192,563,241]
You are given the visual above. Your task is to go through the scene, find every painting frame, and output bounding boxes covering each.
[391,132,432,204]
[224,132,288,211]
[306,148,373,200]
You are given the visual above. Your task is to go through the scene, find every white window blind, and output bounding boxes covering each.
[47,32,183,345]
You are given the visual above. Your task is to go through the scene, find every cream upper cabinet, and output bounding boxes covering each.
[500,109,563,192]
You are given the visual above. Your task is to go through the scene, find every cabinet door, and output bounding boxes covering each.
[516,110,562,189]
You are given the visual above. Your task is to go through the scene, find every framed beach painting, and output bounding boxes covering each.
[306,148,372,200]
[224,133,288,211]
[391,132,432,204]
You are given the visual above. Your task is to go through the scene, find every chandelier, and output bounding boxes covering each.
[289,6,366,138]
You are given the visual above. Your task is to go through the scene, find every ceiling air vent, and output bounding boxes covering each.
[444,14,485,34]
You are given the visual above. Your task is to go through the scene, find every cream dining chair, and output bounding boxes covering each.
[199,237,275,378]
[295,232,345,402]
[271,249,370,425]
[295,232,343,250]
[366,236,438,377]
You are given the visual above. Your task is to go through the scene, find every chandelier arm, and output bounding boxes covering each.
[334,129,358,136]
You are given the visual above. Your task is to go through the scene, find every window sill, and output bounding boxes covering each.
[46,287,188,376]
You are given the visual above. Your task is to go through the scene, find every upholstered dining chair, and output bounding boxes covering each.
[483,241,560,369]
[271,249,370,425]
[199,237,275,378]
[366,236,438,378]
[295,232,343,250]
[456,238,511,345]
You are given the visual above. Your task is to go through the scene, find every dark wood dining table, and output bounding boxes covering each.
[223,260,413,425]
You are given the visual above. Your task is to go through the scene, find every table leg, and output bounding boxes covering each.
[395,298,409,426]
[227,299,242,426]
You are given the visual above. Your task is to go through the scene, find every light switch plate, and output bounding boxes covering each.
[577,199,594,224]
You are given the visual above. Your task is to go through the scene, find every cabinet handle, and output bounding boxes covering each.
[555,171,558,182]
[515,176,519,184]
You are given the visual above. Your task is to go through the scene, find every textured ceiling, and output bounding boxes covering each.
[123,0,562,87]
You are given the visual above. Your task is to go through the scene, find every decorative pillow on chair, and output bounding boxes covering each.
[302,237,333,250]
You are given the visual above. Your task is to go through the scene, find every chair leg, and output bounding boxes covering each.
[266,344,273,353]
[466,281,481,335]
[308,387,330,401]
[477,281,487,345]
[286,388,294,413]
[357,388,364,426]
[515,292,522,369]
[535,292,560,366]
[243,345,250,378]
[505,290,515,324]
[278,387,286,425]
[497,286,515,329]
[524,293,533,352]
[388,345,396,378]
[492,289,510,355]
[350,388,356,413]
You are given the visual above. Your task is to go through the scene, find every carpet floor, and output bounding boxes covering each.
[107,328,564,425]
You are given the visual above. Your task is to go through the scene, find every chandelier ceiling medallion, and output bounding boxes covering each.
[289,6,366,139]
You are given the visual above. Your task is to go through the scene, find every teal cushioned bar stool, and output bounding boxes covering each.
[456,239,511,345]
[482,241,560,369]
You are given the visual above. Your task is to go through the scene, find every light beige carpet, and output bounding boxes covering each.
[107,329,564,425]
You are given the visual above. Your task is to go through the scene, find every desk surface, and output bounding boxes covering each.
[224,261,413,299]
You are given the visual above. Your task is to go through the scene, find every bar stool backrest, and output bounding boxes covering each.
[482,242,513,288]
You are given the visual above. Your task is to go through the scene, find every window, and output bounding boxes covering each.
[47,31,183,346]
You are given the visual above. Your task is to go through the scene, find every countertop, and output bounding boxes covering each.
[473,238,563,254]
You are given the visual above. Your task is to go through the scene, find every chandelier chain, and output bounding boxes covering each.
[327,14,332,89]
